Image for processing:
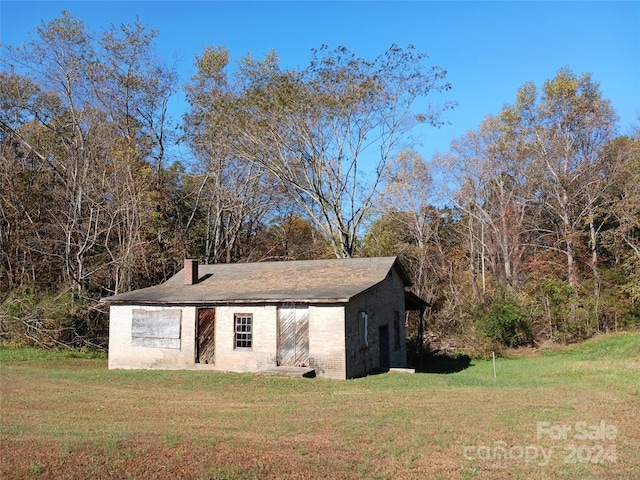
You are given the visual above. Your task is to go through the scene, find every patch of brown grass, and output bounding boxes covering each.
[1,345,639,480]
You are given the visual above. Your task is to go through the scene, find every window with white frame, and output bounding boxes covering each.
[234,314,253,349]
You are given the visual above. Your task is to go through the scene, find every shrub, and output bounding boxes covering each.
[477,288,533,348]
[0,289,108,350]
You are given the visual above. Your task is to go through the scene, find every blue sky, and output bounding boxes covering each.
[2,1,639,163]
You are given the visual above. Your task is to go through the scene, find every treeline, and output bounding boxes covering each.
[1,12,638,353]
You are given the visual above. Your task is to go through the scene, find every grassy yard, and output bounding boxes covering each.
[1,333,639,479]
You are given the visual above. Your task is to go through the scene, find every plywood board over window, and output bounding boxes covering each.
[131,309,181,349]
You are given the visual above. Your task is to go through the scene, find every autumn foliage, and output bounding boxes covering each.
[1,13,638,352]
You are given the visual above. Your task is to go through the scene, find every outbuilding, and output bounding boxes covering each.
[103,256,426,379]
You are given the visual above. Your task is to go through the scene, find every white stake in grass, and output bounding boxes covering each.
[492,352,497,379]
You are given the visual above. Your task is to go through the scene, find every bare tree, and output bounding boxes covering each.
[502,68,617,288]
[184,47,284,264]
[186,44,454,257]
[439,115,533,293]
[376,149,439,299]
[2,12,177,294]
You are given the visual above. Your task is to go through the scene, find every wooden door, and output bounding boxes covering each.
[197,308,215,364]
[277,306,309,367]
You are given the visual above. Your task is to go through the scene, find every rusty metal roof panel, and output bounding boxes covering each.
[102,256,408,305]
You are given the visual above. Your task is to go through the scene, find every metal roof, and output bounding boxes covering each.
[102,256,411,305]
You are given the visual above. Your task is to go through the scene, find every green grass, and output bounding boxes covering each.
[0,345,107,362]
[543,332,640,360]
[1,333,639,479]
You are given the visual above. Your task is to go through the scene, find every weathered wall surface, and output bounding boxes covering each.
[108,305,196,369]
[108,285,404,378]
[108,305,280,372]
[108,303,349,378]
[210,305,278,373]
[213,304,348,378]
[344,268,407,378]
[308,305,346,379]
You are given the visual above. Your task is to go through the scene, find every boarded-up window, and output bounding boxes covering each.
[131,309,181,349]
[393,311,401,349]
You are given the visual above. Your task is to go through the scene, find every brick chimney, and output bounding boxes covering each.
[184,259,199,285]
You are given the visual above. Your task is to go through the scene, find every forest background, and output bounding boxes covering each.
[1,9,639,357]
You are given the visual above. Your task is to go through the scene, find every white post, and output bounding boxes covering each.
[492,352,497,379]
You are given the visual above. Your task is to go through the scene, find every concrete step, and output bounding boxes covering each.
[259,366,316,378]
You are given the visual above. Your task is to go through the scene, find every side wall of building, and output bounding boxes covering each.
[214,304,347,379]
[344,268,407,378]
[211,305,278,373]
[308,305,346,379]
[108,303,349,378]
[108,304,197,369]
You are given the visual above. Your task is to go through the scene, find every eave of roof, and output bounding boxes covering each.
[405,290,430,311]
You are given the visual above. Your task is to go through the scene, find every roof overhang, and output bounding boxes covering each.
[103,298,352,306]
[405,291,429,311]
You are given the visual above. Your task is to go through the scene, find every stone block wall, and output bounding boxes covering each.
[211,305,278,373]
[108,305,196,369]
[345,269,407,378]
[308,305,346,379]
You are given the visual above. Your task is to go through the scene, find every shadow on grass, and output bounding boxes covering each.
[413,353,473,374]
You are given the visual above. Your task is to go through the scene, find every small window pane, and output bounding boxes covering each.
[235,314,253,349]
